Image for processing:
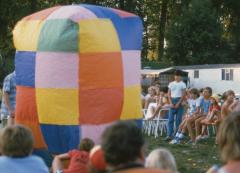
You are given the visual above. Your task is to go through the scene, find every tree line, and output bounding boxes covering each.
[0,0,240,82]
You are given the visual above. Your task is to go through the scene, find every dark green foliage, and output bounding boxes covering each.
[1,0,240,82]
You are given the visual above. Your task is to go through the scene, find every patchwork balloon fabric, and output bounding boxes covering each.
[13,5,143,153]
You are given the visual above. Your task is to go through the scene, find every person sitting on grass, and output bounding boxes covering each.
[101,121,169,173]
[0,125,49,173]
[187,87,212,144]
[52,138,94,173]
[196,94,221,142]
[206,111,240,173]
[170,88,199,144]
[145,148,178,173]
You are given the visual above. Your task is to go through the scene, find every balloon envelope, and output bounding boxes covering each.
[13,4,143,153]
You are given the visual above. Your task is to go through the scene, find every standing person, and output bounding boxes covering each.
[101,121,169,173]
[166,70,186,140]
[0,125,49,173]
[0,71,16,126]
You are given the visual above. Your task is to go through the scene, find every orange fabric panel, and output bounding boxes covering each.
[15,86,38,122]
[16,120,47,148]
[15,86,47,148]
[79,52,123,89]
[23,6,61,20]
[79,88,123,124]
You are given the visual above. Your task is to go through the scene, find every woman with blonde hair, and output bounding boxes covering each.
[206,111,240,173]
[145,148,178,173]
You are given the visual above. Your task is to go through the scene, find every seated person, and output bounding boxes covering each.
[145,89,170,120]
[170,88,199,144]
[206,111,240,173]
[221,90,235,119]
[0,125,49,173]
[144,86,157,109]
[196,94,221,141]
[101,121,169,173]
[145,148,178,173]
[187,87,212,144]
[52,138,94,173]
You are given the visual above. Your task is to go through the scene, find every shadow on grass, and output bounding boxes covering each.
[144,135,221,173]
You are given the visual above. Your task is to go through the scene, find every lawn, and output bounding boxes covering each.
[145,135,221,173]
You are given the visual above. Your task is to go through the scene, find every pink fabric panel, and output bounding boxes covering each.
[122,50,141,86]
[81,122,114,144]
[35,52,79,88]
[111,8,136,18]
[47,6,97,22]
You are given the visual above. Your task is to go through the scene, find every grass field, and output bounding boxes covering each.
[145,135,222,173]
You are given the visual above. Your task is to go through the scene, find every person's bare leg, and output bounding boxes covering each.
[201,125,206,136]
[187,118,195,141]
[7,117,14,126]
[52,157,64,173]
[153,105,162,117]
[150,106,156,115]
[182,120,188,133]
[195,118,201,137]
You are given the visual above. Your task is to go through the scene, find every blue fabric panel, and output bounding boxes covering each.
[40,124,80,154]
[33,149,53,168]
[80,5,143,50]
[134,119,143,128]
[15,51,36,87]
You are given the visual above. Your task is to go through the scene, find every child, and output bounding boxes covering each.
[196,94,221,141]
[52,138,94,173]
[170,88,199,144]
[0,125,49,173]
[166,70,186,140]
[221,90,235,119]
[145,88,170,120]
[144,86,157,109]
[187,87,212,144]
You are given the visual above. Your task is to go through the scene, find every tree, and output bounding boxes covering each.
[166,0,229,65]
[158,0,168,61]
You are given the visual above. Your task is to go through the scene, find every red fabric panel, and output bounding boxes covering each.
[15,86,47,148]
[79,52,123,89]
[79,52,124,124]
[79,88,123,124]
[23,6,61,20]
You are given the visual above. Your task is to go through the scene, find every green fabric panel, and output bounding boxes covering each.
[38,19,79,52]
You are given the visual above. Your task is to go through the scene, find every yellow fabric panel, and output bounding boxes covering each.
[79,19,121,53]
[13,20,44,51]
[120,85,142,120]
[36,88,79,125]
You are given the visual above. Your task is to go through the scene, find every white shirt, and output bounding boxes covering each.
[168,81,186,98]
[187,98,200,116]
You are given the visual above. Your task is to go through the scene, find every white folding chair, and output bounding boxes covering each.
[153,108,170,138]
